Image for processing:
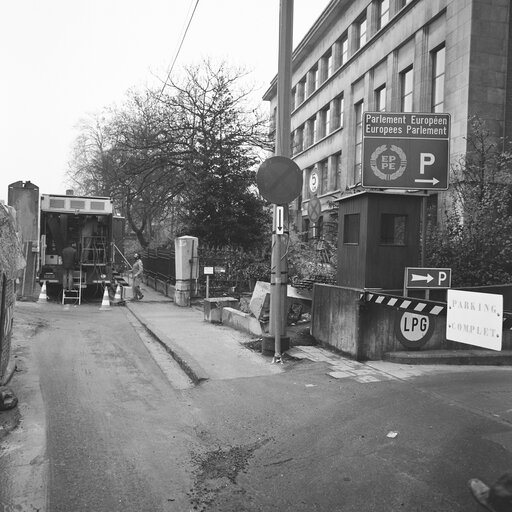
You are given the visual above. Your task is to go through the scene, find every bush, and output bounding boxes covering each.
[426,116,512,287]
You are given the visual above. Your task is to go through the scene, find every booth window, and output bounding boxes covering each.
[380,214,407,245]
[343,213,360,244]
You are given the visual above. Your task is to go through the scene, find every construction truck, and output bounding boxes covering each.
[38,192,125,301]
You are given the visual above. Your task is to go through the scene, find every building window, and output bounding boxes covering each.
[293,125,304,155]
[305,116,317,147]
[307,65,318,97]
[432,45,445,113]
[296,77,306,105]
[321,105,331,137]
[270,107,277,135]
[380,214,407,245]
[375,85,386,112]
[343,214,360,244]
[304,166,313,199]
[341,35,349,65]
[399,0,413,7]
[332,94,344,130]
[302,218,310,241]
[356,15,367,50]
[334,152,342,190]
[319,159,329,194]
[377,0,389,30]
[316,216,324,239]
[354,101,364,184]
[322,49,333,82]
[400,67,413,112]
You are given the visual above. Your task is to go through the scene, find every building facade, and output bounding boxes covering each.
[263,0,512,240]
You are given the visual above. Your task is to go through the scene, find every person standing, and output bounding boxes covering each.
[131,253,144,301]
[61,243,77,291]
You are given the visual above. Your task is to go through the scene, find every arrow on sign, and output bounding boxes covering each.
[415,178,439,185]
[276,206,284,235]
[411,273,434,283]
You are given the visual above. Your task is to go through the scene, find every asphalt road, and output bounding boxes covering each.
[1,301,512,511]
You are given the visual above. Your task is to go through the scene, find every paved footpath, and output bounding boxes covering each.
[124,284,512,388]
[125,286,283,383]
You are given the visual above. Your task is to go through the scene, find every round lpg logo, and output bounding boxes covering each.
[370,144,407,181]
[395,311,435,349]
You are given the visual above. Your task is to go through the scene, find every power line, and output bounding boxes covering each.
[159,0,200,96]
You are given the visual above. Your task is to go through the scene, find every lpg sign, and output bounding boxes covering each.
[395,311,435,349]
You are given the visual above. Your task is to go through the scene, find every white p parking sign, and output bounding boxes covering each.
[405,267,451,289]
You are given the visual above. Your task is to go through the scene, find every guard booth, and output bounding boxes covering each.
[336,191,423,290]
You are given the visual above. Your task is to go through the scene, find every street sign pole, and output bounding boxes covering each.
[270,0,293,364]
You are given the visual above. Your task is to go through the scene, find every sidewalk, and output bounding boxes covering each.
[125,287,283,383]
[125,284,512,384]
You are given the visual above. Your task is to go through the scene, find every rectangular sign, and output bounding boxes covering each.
[405,267,451,289]
[446,289,503,351]
[276,206,285,235]
[204,266,214,275]
[362,112,450,190]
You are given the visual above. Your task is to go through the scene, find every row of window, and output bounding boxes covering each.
[292,96,344,155]
[303,152,342,199]
[353,44,445,182]
[291,47,444,165]
[291,0,412,111]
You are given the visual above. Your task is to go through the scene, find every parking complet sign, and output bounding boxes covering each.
[362,112,450,190]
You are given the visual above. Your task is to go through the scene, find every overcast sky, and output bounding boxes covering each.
[0,0,330,203]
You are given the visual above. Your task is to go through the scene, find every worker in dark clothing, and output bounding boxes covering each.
[62,243,78,291]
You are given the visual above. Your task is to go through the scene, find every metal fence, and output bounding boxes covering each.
[142,248,176,284]
[141,244,270,297]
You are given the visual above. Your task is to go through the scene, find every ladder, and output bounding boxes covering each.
[62,267,83,305]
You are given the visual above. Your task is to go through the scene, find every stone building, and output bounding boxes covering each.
[263,0,512,240]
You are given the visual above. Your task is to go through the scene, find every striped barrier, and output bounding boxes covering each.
[362,291,446,316]
[362,291,512,331]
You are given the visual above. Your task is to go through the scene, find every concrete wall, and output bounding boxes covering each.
[311,284,361,358]
[312,283,512,361]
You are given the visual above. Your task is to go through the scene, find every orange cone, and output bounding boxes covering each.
[113,284,123,305]
[37,281,48,303]
[99,286,111,311]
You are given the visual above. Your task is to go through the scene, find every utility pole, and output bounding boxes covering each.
[270,0,294,363]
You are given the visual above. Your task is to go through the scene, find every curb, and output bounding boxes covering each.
[126,305,209,385]
[384,349,512,366]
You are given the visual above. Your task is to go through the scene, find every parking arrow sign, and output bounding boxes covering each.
[405,267,451,289]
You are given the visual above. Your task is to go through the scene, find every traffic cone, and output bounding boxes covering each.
[99,286,111,311]
[37,281,48,303]
[113,284,123,305]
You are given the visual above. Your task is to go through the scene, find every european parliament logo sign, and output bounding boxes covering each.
[362,112,450,190]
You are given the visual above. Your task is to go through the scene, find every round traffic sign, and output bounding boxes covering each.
[394,311,435,349]
[309,170,319,194]
[307,195,321,223]
[256,156,302,205]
